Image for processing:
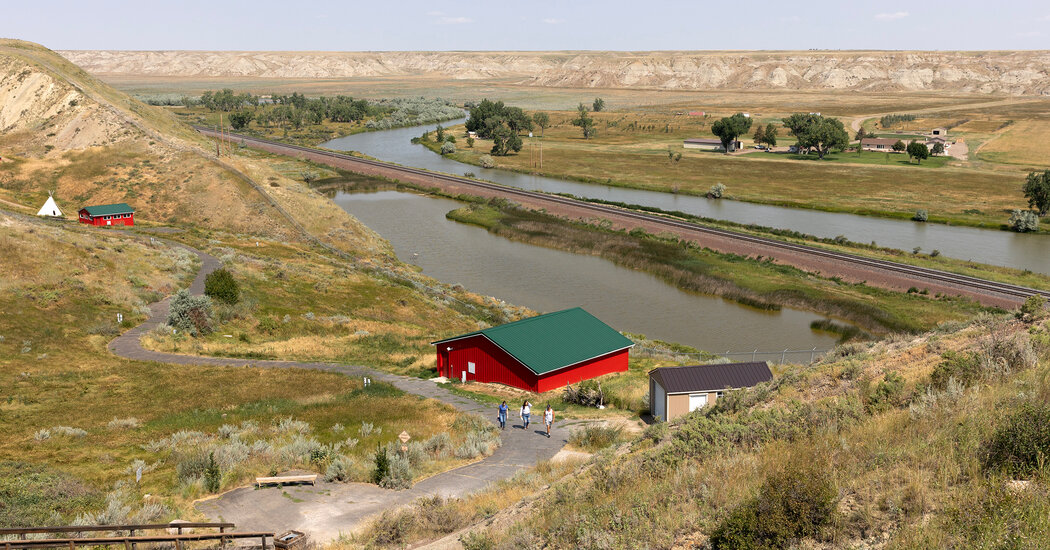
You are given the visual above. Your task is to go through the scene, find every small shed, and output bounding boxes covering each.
[649,362,772,421]
[432,307,634,393]
[930,127,947,136]
[79,203,135,227]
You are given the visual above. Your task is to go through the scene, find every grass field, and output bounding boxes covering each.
[425,124,1026,229]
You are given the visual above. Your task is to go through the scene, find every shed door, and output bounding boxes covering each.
[689,393,708,412]
[652,382,666,421]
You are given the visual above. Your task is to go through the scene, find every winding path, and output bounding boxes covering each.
[109,241,566,541]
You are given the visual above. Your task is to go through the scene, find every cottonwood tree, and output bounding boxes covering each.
[711,113,752,154]
[490,123,523,156]
[931,142,945,156]
[892,140,907,153]
[1024,169,1050,215]
[782,113,849,159]
[228,111,254,130]
[532,112,551,136]
[593,98,605,112]
[906,141,929,164]
[572,104,596,139]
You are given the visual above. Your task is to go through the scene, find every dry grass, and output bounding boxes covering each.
[977,120,1050,168]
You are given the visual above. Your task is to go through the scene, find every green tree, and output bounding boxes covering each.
[466,136,475,148]
[906,141,929,164]
[204,452,221,492]
[227,111,253,130]
[892,140,906,153]
[782,113,849,159]
[532,112,551,136]
[571,104,596,139]
[855,127,869,140]
[1023,169,1050,215]
[930,142,945,156]
[763,124,778,147]
[204,268,240,304]
[592,97,605,112]
[435,125,445,142]
[711,113,752,154]
[752,123,765,145]
[490,123,522,156]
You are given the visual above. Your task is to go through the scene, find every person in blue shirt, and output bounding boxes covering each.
[497,401,508,430]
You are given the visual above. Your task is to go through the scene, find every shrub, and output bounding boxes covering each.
[204,268,239,304]
[456,428,500,459]
[865,371,906,414]
[324,455,355,482]
[563,379,605,407]
[710,462,837,549]
[440,141,456,155]
[107,417,141,430]
[372,446,390,485]
[203,452,221,492]
[570,425,624,452]
[641,422,669,444]
[984,402,1050,477]
[1019,295,1047,319]
[460,530,496,550]
[166,289,213,336]
[1009,209,1039,233]
[381,452,414,489]
[930,351,981,390]
[708,183,726,199]
[424,432,453,457]
[913,209,929,222]
[479,155,496,168]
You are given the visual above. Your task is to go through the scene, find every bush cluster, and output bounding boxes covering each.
[708,183,726,199]
[710,462,838,549]
[569,425,624,452]
[1009,209,1039,232]
[913,209,929,222]
[984,402,1050,477]
[204,268,239,305]
[166,289,213,336]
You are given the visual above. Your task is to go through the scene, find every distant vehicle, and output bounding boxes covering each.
[752,145,767,150]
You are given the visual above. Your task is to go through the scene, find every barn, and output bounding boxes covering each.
[79,203,135,227]
[432,307,635,393]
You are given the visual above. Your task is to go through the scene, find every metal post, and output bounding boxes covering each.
[753,349,758,361]
[811,347,817,362]
[782,349,788,364]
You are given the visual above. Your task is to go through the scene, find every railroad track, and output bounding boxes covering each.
[197,127,1050,303]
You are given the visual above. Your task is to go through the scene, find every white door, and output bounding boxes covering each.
[653,383,666,421]
[689,393,708,412]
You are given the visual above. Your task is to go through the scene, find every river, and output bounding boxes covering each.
[332,187,837,353]
[323,117,1050,275]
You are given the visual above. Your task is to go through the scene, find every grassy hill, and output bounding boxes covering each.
[0,40,524,526]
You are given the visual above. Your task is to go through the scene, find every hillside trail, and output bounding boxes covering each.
[108,239,567,541]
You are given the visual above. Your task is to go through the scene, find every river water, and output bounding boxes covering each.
[323,117,1050,274]
[332,188,837,353]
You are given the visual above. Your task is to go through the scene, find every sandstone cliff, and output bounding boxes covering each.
[58,50,1050,95]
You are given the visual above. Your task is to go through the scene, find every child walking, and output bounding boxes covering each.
[543,404,555,438]
[497,401,508,430]
[520,400,532,430]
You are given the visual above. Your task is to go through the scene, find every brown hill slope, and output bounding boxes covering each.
[59,49,1050,95]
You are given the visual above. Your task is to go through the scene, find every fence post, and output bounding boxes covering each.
[753,349,758,362]
[781,349,788,364]
[811,347,817,362]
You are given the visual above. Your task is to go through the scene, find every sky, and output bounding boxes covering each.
[3,0,1049,51]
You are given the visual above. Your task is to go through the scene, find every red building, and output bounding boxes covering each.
[432,307,634,393]
[79,203,135,227]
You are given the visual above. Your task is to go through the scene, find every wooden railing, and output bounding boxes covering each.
[0,523,235,538]
[0,523,271,550]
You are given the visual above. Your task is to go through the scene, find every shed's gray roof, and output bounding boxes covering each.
[649,362,772,393]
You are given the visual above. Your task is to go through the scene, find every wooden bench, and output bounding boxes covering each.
[255,474,317,487]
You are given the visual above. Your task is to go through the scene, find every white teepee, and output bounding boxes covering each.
[36,191,63,218]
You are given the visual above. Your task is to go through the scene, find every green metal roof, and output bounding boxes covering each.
[433,307,635,375]
[82,203,134,216]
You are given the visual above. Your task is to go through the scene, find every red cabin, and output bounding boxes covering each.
[432,307,634,393]
[79,203,135,227]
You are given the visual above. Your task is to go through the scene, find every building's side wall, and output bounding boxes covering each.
[441,335,538,391]
[534,349,630,393]
[650,378,667,421]
[667,393,690,421]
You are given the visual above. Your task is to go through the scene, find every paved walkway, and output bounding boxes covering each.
[108,242,566,540]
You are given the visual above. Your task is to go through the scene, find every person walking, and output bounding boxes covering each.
[520,400,532,430]
[497,401,508,430]
[543,404,555,438]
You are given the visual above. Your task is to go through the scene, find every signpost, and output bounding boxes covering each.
[399,431,410,453]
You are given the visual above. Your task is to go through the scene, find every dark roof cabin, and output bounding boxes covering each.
[649,362,773,421]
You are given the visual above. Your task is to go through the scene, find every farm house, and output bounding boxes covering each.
[432,307,635,393]
[78,203,135,227]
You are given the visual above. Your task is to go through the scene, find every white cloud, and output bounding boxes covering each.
[874,11,909,21]
[433,14,474,25]
[542,18,565,24]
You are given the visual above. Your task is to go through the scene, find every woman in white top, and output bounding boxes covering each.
[543,404,554,438]
[520,400,532,430]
